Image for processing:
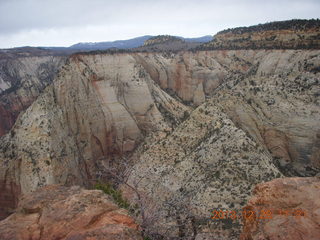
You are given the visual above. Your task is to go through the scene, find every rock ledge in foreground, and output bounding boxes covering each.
[0,184,142,240]
[241,177,320,240]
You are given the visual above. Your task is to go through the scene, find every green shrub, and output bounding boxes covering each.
[94,183,130,209]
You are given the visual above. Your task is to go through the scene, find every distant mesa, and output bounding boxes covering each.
[200,19,320,50]
[143,35,184,46]
[134,35,212,52]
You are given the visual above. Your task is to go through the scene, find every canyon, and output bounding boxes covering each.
[0,20,319,239]
[0,52,65,136]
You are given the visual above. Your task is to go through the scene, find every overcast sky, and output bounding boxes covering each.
[0,0,319,48]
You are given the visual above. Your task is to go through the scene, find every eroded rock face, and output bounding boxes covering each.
[202,19,320,50]
[123,50,320,238]
[240,177,320,240]
[218,50,320,176]
[124,98,282,239]
[0,181,20,221]
[86,47,318,240]
[133,51,237,105]
[0,184,142,240]
[0,53,190,218]
[0,49,319,238]
[0,54,66,136]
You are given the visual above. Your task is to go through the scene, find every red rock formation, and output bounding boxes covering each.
[0,105,15,136]
[263,129,295,164]
[0,181,20,220]
[0,185,142,240]
[240,177,320,240]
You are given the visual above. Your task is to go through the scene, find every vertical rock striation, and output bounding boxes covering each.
[0,54,66,136]
[0,49,319,238]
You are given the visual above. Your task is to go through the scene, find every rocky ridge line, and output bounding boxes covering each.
[201,19,320,50]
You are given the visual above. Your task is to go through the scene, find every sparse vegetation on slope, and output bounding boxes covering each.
[200,19,320,50]
[143,35,184,46]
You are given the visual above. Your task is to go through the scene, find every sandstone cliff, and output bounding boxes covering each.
[0,184,142,240]
[0,49,319,239]
[241,177,320,240]
[0,53,65,136]
[202,19,320,50]
[0,52,190,220]
[124,95,282,239]
[121,50,320,239]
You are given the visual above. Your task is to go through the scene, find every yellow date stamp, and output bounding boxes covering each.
[211,209,307,221]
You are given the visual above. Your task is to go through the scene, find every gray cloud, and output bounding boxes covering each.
[0,0,319,48]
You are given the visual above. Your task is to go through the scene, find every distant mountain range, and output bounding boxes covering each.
[45,35,212,51]
[69,35,153,50]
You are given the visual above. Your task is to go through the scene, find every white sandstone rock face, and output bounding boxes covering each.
[125,99,282,239]
[122,50,320,239]
[0,52,190,199]
[0,55,66,136]
[0,50,319,239]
